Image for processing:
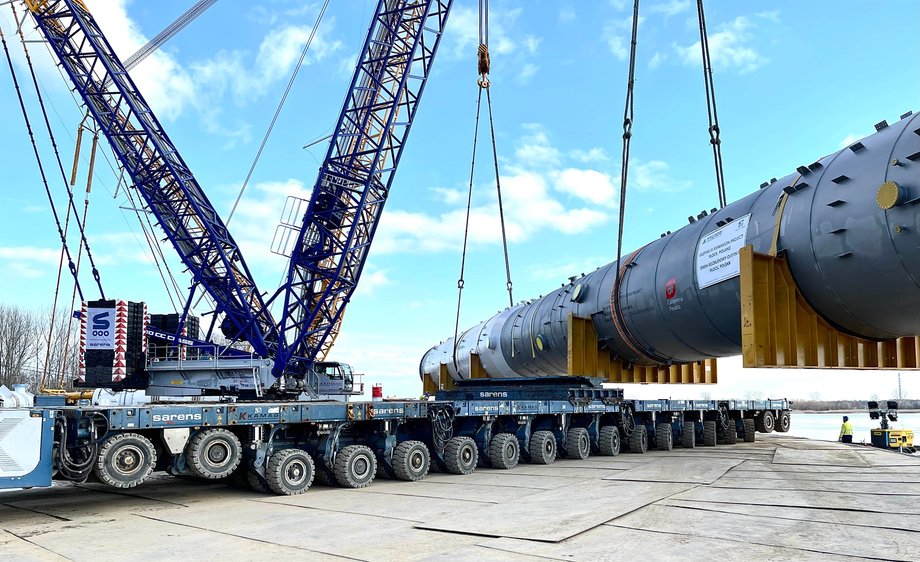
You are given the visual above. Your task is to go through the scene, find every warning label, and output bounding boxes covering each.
[695,214,751,289]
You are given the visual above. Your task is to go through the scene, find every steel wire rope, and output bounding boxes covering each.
[0,18,84,303]
[11,5,186,313]
[696,0,727,208]
[226,0,331,224]
[11,3,106,299]
[612,0,640,332]
[451,0,515,380]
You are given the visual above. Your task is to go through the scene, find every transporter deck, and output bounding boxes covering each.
[2,433,918,561]
[1,378,789,494]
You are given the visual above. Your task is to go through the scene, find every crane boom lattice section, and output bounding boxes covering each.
[274,0,452,376]
[26,0,277,355]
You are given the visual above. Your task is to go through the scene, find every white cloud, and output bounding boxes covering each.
[570,148,610,164]
[632,160,692,192]
[515,124,562,168]
[79,1,340,122]
[0,246,60,264]
[515,63,538,84]
[431,187,466,205]
[375,169,606,254]
[553,168,618,207]
[82,0,196,120]
[559,7,576,23]
[839,133,860,149]
[444,5,526,59]
[675,16,768,74]
[371,124,618,255]
[649,1,692,17]
[603,14,644,61]
[649,51,665,69]
[353,269,390,297]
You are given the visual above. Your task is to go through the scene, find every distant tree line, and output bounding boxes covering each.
[0,303,78,390]
[792,399,920,411]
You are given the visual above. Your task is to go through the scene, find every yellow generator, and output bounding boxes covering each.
[870,428,914,451]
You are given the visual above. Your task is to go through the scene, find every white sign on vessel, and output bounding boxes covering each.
[696,214,751,289]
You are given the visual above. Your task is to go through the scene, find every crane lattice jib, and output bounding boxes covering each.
[26,0,278,355]
[272,0,453,376]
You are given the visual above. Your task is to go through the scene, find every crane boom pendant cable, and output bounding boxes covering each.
[10,2,105,298]
[0,20,83,302]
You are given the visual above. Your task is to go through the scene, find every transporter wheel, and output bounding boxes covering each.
[655,424,673,451]
[743,418,757,442]
[266,449,315,495]
[776,411,791,433]
[528,431,557,464]
[719,422,738,445]
[756,411,775,433]
[489,433,520,470]
[444,436,478,475]
[334,445,377,488]
[628,426,648,454]
[94,432,157,489]
[393,440,430,482]
[681,424,696,448]
[246,470,272,493]
[702,421,717,446]
[598,426,621,456]
[564,427,590,460]
[187,428,242,479]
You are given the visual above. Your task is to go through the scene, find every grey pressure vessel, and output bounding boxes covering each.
[421,112,920,381]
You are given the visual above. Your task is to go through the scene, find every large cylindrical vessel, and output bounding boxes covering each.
[421,112,920,381]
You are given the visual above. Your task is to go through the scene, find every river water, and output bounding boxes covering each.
[785,411,920,444]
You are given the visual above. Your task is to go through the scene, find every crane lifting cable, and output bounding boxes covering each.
[452,0,515,376]
[612,0,640,326]
[695,0,727,208]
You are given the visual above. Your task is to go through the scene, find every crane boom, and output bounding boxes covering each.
[271,0,452,377]
[26,0,278,355]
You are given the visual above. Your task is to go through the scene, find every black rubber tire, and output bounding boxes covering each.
[655,423,673,451]
[681,424,696,448]
[702,421,717,446]
[743,418,757,442]
[313,467,334,486]
[627,426,648,454]
[528,431,557,464]
[187,428,242,479]
[94,432,157,488]
[564,427,590,459]
[598,426,621,456]
[333,445,376,488]
[776,411,791,433]
[266,449,315,495]
[756,410,776,433]
[720,422,738,445]
[393,440,430,481]
[444,436,478,475]
[489,433,520,469]
[246,470,272,493]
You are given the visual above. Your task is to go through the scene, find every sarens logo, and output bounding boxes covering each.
[479,391,508,398]
[92,312,111,331]
[152,413,202,422]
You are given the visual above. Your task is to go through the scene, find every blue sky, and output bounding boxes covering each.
[0,0,918,401]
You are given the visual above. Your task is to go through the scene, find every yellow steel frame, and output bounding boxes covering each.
[739,245,920,369]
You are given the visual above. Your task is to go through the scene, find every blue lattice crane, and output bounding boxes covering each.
[25,0,453,394]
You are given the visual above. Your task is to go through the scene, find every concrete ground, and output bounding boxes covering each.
[2,434,919,561]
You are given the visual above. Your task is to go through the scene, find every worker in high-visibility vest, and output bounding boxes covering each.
[839,415,854,443]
